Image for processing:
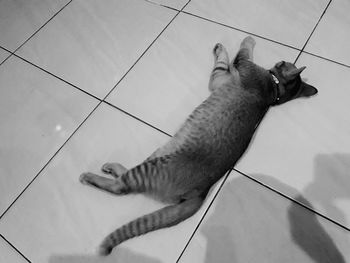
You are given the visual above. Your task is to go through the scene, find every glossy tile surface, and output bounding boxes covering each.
[185,0,328,48]
[0,48,10,64]
[236,54,350,228]
[0,236,28,263]
[178,171,350,263]
[147,0,188,9]
[0,0,70,51]
[2,0,350,261]
[0,56,97,215]
[305,0,350,66]
[107,13,299,135]
[16,0,176,98]
[0,104,226,263]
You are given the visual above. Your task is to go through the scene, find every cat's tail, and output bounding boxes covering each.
[98,197,203,256]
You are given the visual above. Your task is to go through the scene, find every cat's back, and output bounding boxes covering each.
[174,83,265,157]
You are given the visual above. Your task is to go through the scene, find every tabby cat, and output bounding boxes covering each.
[80,36,318,255]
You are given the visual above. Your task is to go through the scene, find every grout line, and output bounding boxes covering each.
[0,102,101,220]
[177,165,350,262]
[12,0,73,54]
[0,46,14,66]
[179,10,302,52]
[11,53,101,101]
[302,50,350,68]
[0,53,12,67]
[103,101,172,137]
[234,169,350,232]
[0,0,73,67]
[1,0,349,257]
[0,234,32,263]
[141,0,188,10]
[294,0,333,64]
[100,0,192,101]
[0,0,182,220]
[176,168,233,263]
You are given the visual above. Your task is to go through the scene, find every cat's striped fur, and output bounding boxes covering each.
[80,36,317,255]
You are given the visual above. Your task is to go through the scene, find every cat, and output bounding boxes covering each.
[79,36,318,255]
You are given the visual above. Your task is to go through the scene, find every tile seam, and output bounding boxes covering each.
[0,0,73,66]
[234,168,350,232]
[294,0,333,64]
[176,168,233,263]
[0,234,31,263]
[100,0,189,101]
[0,0,182,221]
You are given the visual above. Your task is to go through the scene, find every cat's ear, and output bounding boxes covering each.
[299,81,318,97]
[288,66,306,78]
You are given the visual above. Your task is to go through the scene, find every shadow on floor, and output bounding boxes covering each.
[198,153,349,263]
[288,194,345,263]
[49,247,162,263]
[303,153,350,227]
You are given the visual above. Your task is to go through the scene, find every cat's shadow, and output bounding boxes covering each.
[48,247,162,263]
[199,153,349,263]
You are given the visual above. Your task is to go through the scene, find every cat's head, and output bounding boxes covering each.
[269,61,318,105]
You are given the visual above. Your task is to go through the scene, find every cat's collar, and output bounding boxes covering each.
[269,70,281,105]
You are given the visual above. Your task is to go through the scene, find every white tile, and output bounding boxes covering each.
[179,171,350,263]
[305,0,350,66]
[0,48,10,64]
[236,54,350,228]
[107,13,299,135]
[0,0,70,51]
[0,56,97,215]
[147,0,188,10]
[0,104,226,263]
[16,0,176,98]
[0,236,28,263]
[185,0,329,48]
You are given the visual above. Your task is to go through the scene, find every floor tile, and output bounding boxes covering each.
[0,236,28,263]
[184,0,329,49]
[0,103,227,263]
[0,55,97,215]
[0,48,10,64]
[0,0,70,51]
[107,13,299,135]
[178,171,350,263]
[236,53,350,228]
[305,0,350,66]
[147,0,188,10]
[16,0,176,99]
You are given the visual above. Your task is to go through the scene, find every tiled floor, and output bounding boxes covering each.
[0,0,349,262]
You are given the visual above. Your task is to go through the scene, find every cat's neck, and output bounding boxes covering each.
[268,70,281,105]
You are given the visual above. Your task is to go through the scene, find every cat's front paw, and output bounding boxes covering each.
[79,172,92,185]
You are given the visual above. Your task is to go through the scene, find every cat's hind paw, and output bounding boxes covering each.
[213,43,224,57]
[101,162,127,178]
[242,36,256,48]
[79,172,92,185]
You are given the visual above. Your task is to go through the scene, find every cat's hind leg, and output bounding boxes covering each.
[240,36,256,61]
[101,162,127,178]
[80,158,165,195]
[209,43,230,92]
[233,36,256,64]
